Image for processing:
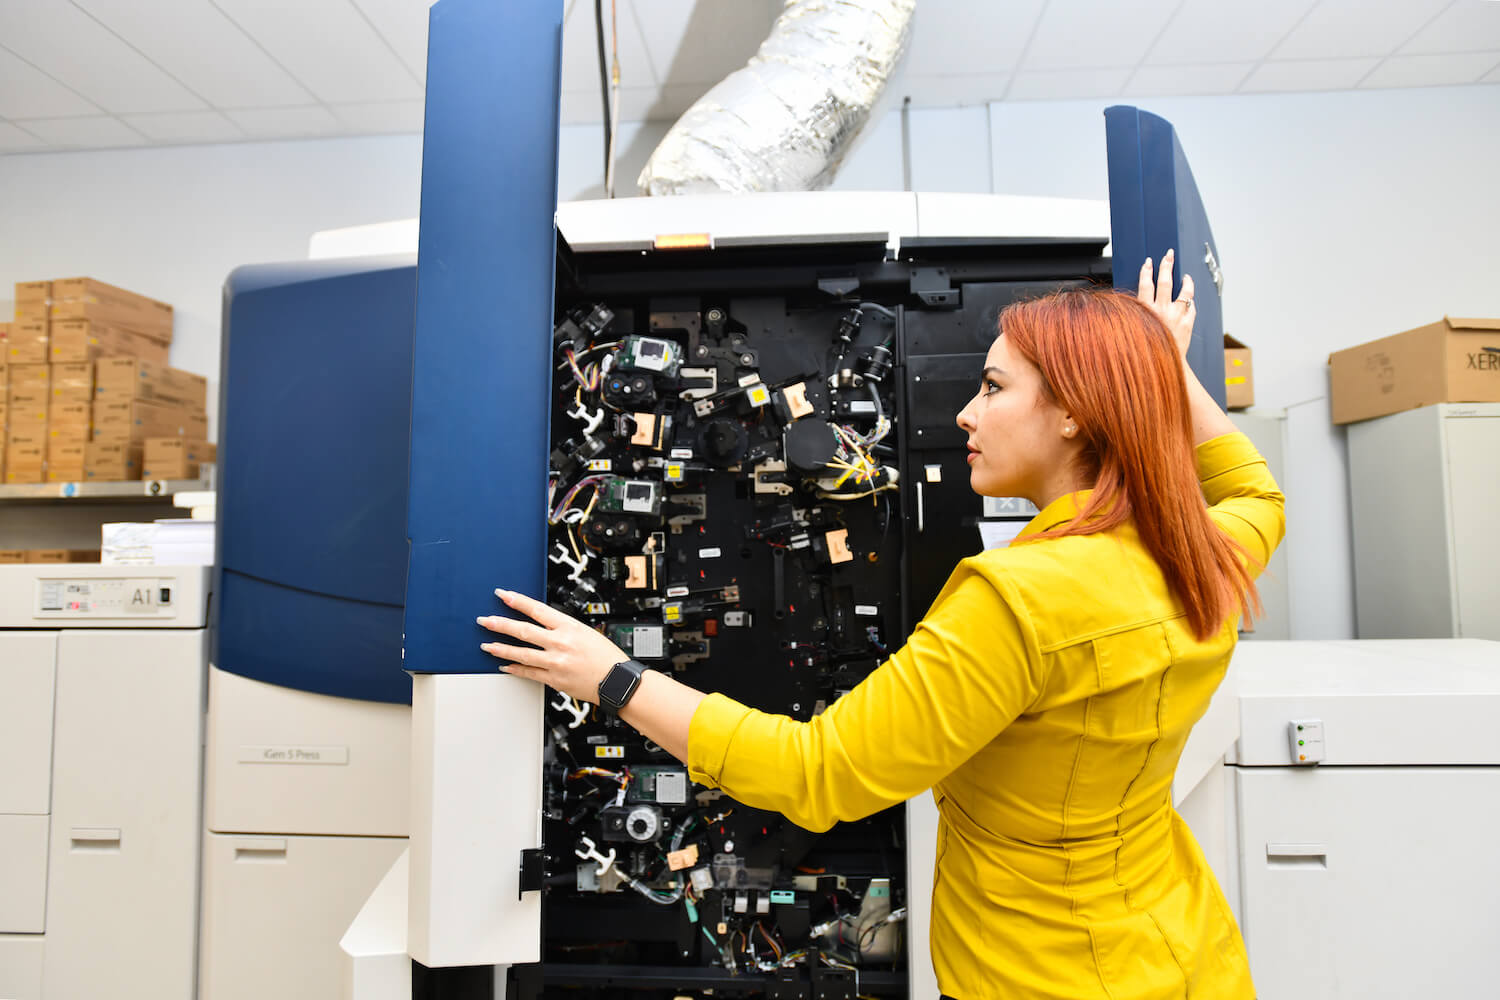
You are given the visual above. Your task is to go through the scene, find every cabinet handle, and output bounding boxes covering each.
[234,840,288,863]
[70,828,122,852]
[1266,843,1327,869]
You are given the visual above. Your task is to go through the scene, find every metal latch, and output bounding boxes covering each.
[518,848,546,897]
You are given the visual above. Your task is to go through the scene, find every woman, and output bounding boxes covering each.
[478,251,1284,999]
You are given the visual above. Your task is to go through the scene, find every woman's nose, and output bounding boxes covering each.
[956,396,976,432]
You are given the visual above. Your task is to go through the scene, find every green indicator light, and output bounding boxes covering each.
[1298,740,1305,746]
[1297,725,1304,731]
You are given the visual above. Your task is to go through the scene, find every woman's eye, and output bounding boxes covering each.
[982,380,1000,395]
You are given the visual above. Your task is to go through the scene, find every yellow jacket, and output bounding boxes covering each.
[688,432,1285,999]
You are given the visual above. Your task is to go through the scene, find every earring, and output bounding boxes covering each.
[1064,424,1077,437]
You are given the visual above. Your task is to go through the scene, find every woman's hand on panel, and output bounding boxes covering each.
[1137,249,1196,360]
[477,589,626,705]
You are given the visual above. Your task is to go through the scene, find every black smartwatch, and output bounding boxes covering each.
[597,659,648,713]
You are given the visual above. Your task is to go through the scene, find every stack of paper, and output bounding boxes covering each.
[102,518,216,566]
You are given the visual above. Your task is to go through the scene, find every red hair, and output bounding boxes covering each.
[1001,289,1260,640]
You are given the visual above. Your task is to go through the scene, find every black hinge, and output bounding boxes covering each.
[518,848,545,898]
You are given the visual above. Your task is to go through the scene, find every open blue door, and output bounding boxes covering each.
[1105,106,1227,410]
[403,0,563,674]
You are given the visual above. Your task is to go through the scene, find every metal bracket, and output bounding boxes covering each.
[909,267,959,308]
[518,848,545,897]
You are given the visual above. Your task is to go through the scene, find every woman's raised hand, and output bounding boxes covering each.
[1137,249,1196,360]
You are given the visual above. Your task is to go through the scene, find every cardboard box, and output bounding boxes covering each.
[49,278,172,342]
[49,319,171,364]
[46,442,86,482]
[26,549,100,564]
[15,281,50,304]
[4,443,44,483]
[1329,317,1500,424]
[1224,334,1254,410]
[94,358,207,409]
[7,320,48,363]
[7,362,49,393]
[84,439,143,481]
[0,550,26,564]
[14,282,49,323]
[93,398,206,444]
[50,361,94,403]
[143,437,216,480]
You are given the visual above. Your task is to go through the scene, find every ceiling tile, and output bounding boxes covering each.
[1007,68,1131,101]
[0,121,48,152]
[1143,0,1316,66]
[632,0,778,87]
[0,0,204,113]
[330,100,427,134]
[214,0,421,104]
[904,0,1046,76]
[224,105,342,139]
[352,0,432,84]
[1400,1,1500,54]
[118,110,245,143]
[1485,60,1500,84]
[1240,57,1381,92]
[0,47,99,119]
[1022,0,1180,71]
[1124,62,1257,97]
[561,0,658,99]
[1359,51,1500,89]
[18,115,147,148]
[72,0,313,108]
[899,74,1013,107]
[1271,0,1450,60]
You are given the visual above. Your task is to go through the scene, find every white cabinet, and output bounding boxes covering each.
[1348,403,1500,640]
[0,935,44,1000]
[42,630,207,1000]
[1230,639,1500,999]
[199,832,407,1000]
[0,634,56,817]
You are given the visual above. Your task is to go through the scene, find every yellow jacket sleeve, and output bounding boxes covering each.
[687,561,1045,832]
[1196,431,1286,578]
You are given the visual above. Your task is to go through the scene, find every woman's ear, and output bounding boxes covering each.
[1061,414,1078,439]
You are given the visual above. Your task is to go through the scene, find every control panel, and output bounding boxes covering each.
[35,575,182,620]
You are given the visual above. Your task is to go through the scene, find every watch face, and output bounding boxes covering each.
[600,660,642,708]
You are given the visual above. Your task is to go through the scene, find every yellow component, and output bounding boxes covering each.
[654,232,712,250]
[594,745,624,759]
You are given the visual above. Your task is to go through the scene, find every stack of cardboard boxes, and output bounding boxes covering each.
[3,278,214,484]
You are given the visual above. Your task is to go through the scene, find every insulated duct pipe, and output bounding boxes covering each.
[637,0,916,196]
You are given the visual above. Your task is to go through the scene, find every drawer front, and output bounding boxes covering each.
[0,634,57,815]
[0,815,49,933]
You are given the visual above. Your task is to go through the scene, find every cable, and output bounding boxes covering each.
[858,302,896,321]
[593,0,612,183]
[605,0,621,197]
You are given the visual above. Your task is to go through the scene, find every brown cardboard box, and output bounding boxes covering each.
[14,282,49,322]
[27,549,100,564]
[0,323,9,355]
[7,363,49,395]
[1224,334,1254,410]
[4,443,44,483]
[46,442,86,482]
[92,398,206,444]
[84,439,142,481]
[143,437,216,480]
[0,550,26,564]
[7,320,48,363]
[1329,317,1500,424]
[49,278,172,342]
[95,358,207,409]
[50,361,94,404]
[49,319,171,364]
[15,280,50,304]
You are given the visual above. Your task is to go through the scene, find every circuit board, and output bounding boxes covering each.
[536,295,910,996]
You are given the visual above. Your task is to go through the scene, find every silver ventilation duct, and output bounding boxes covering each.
[637,0,916,197]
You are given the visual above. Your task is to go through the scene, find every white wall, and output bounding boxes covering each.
[3,85,1496,636]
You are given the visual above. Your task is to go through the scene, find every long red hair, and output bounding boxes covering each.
[1001,288,1259,640]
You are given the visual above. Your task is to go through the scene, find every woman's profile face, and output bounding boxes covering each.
[955,333,1077,505]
